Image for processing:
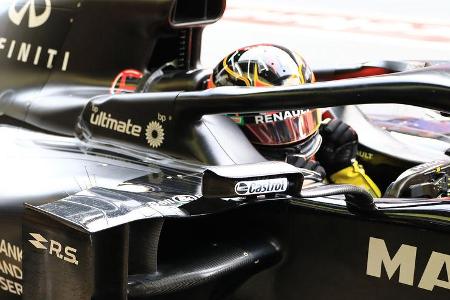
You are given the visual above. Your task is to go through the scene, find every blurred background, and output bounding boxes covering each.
[202,0,450,69]
[201,0,450,171]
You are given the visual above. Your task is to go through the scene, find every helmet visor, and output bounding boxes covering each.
[239,109,322,146]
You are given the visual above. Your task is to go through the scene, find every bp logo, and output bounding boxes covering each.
[145,121,165,148]
[9,0,52,28]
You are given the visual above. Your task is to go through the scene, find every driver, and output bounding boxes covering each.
[207,44,381,197]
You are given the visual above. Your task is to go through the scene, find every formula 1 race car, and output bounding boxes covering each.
[0,1,449,300]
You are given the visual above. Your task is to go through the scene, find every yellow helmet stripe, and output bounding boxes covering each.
[222,55,251,86]
[253,64,272,87]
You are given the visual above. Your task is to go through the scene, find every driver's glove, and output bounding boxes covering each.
[286,155,326,178]
[316,119,381,197]
[315,119,358,175]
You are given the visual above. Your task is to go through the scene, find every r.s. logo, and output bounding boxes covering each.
[28,233,78,266]
[8,0,52,28]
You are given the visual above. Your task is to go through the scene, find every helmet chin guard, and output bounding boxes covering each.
[255,132,322,162]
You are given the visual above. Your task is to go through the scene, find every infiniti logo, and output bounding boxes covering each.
[1,0,70,71]
[8,0,52,28]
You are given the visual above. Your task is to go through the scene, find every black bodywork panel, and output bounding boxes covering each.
[0,0,448,300]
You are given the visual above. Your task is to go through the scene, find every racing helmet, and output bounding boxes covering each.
[207,44,322,159]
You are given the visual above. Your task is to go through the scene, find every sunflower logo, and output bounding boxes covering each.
[145,121,165,148]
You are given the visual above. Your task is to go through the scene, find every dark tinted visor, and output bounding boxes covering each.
[237,109,322,146]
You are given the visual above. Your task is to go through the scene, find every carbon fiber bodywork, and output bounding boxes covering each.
[0,125,446,299]
[0,0,449,299]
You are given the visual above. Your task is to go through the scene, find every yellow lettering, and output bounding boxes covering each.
[6,279,16,294]
[418,251,450,291]
[49,241,63,259]
[366,237,416,286]
[64,246,79,266]
[0,240,22,262]
[0,240,6,257]
[0,276,21,296]
[0,277,7,292]
[15,282,22,296]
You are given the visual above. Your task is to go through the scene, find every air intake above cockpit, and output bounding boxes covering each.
[169,0,225,27]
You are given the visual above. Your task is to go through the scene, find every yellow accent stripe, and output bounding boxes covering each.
[223,56,251,86]
[253,64,272,87]
[298,64,305,84]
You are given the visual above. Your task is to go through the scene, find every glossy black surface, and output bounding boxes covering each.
[0,0,449,299]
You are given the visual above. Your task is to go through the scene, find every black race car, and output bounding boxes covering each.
[0,0,449,300]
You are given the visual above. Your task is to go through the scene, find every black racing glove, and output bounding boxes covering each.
[286,155,326,178]
[315,119,358,175]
